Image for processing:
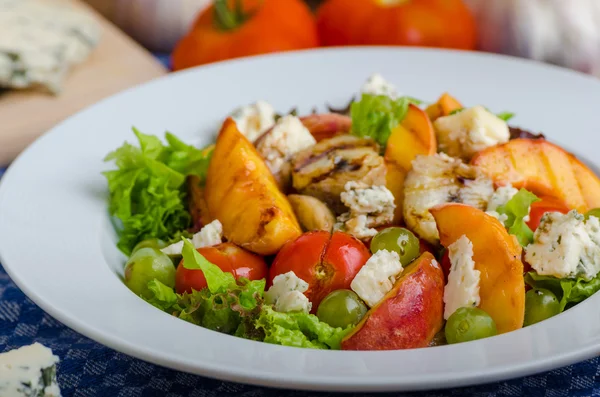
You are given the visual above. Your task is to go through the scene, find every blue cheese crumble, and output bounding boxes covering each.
[160,220,223,256]
[361,73,398,99]
[351,249,403,307]
[444,235,481,320]
[264,271,312,313]
[525,211,600,280]
[335,181,396,240]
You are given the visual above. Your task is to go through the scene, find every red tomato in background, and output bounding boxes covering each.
[176,243,268,294]
[526,196,570,231]
[269,231,371,312]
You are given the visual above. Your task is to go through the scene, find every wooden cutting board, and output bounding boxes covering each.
[0,0,168,165]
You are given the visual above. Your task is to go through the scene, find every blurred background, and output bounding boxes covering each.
[1,0,600,164]
[82,0,600,75]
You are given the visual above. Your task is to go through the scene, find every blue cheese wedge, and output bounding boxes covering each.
[525,211,600,280]
[0,343,61,396]
[0,0,101,94]
[444,235,481,319]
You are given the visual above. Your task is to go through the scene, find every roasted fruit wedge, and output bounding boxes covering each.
[384,104,437,222]
[205,118,302,255]
[425,93,463,121]
[471,138,600,213]
[341,252,444,350]
[430,203,525,334]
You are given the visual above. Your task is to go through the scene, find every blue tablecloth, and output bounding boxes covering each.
[2,54,600,397]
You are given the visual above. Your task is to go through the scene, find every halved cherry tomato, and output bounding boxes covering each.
[176,243,268,294]
[526,196,570,231]
[269,231,371,312]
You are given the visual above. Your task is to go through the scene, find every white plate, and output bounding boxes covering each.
[1,48,600,392]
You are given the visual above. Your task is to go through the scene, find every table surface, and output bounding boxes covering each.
[2,55,600,397]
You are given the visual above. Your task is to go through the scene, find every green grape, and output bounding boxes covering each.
[316,290,367,329]
[124,247,175,299]
[445,307,497,344]
[132,238,167,254]
[524,288,561,326]
[370,227,420,266]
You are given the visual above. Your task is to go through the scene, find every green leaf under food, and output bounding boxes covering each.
[181,238,236,293]
[103,128,212,254]
[144,277,265,335]
[253,306,352,350]
[525,271,600,311]
[146,279,179,311]
[497,189,540,247]
[144,251,351,350]
[350,93,411,147]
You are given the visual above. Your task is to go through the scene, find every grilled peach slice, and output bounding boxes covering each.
[430,203,525,334]
[205,118,302,255]
[471,138,600,213]
[425,93,463,121]
[341,252,444,350]
[384,104,437,222]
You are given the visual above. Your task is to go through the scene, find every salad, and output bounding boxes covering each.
[103,74,600,350]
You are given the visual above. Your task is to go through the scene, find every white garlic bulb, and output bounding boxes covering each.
[465,0,600,76]
[83,0,211,53]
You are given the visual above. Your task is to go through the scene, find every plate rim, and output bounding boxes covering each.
[2,46,600,392]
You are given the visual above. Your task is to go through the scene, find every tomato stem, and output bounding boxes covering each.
[214,0,247,31]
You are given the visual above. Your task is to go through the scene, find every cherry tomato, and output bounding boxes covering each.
[269,231,371,312]
[526,196,570,231]
[176,243,268,294]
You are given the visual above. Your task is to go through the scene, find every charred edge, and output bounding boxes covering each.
[327,96,355,115]
[187,176,205,232]
[293,143,361,172]
[307,154,370,185]
[448,192,461,203]
[257,207,277,239]
[509,126,545,140]
[335,158,362,172]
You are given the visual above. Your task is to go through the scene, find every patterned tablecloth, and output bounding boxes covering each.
[2,55,600,397]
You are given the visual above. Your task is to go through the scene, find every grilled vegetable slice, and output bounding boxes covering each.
[205,118,302,255]
[403,153,494,244]
[291,135,386,214]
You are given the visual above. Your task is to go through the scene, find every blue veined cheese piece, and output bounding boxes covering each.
[0,343,61,396]
[0,0,101,94]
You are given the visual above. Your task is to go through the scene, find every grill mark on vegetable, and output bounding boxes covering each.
[307,154,370,185]
[293,143,362,171]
